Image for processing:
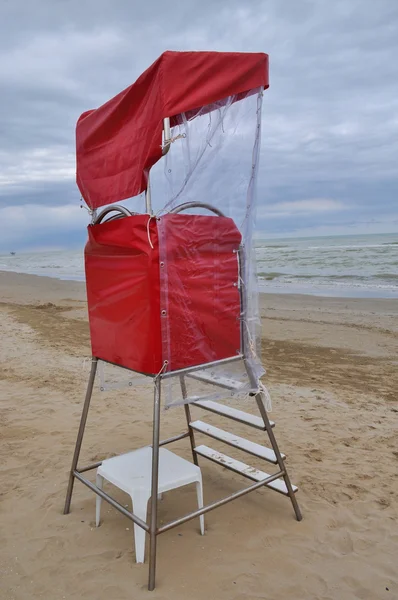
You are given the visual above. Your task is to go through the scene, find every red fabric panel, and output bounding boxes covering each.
[85,215,162,374]
[76,51,269,209]
[84,213,242,375]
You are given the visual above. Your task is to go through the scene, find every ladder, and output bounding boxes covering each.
[182,370,302,521]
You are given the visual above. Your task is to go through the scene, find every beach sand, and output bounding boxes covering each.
[0,270,397,599]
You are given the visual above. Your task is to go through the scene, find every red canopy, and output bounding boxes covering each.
[76,50,269,209]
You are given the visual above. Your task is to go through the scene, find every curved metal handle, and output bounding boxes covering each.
[93,205,133,225]
[169,202,225,217]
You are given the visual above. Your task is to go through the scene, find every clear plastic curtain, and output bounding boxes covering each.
[149,89,264,406]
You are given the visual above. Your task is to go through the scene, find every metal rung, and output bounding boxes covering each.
[195,445,297,495]
[186,370,251,392]
[192,400,274,430]
[190,420,285,464]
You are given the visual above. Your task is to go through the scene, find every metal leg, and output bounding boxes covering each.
[148,376,162,591]
[255,393,302,521]
[243,355,302,522]
[63,357,98,515]
[195,477,205,535]
[180,376,198,465]
[95,473,104,526]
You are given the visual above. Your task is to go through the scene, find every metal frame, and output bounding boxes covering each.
[63,241,302,589]
[144,116,171,215]
[64,115,302,591]
[63,357,301,591]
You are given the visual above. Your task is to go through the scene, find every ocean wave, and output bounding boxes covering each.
[259,272,398,282]
[372,273,398,280]
[2,234,396,298]
[302,244,398,251]
[257,271,285,280]
[40,265,62,269]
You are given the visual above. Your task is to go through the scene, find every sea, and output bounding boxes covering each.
[1,233,397,299]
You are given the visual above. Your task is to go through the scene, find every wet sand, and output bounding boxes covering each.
[0,270,397,599]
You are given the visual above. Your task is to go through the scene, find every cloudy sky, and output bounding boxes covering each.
[1,0,397,251]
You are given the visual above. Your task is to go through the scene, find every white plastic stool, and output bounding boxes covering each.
[95,446,205,563]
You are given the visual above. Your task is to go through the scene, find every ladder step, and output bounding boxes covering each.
[186,371,251,392]
[195,445,297,495]
[193,400,274,430]
[190,420,284,464]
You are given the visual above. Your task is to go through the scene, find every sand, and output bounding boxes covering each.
[0,270,397,599]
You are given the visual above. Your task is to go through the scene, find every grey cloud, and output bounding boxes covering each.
[0,0,397,245]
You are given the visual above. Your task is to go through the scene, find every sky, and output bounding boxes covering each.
[0,0,397,251]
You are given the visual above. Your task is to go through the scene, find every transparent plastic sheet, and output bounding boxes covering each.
[163,360,255,406]
[150,90,264,407]
[97,360,149,392]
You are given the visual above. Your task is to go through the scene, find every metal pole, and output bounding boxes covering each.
[146,118,171,213]
[180,376,198,465]
[237,245,260,389]
[159,431,190,447]
[255,393,302,522]
[157,471,284,534]
[145,175,152,215]
[148,376,162,591]
[237,245,246,356]
[163,117,171,147]
[63,357,98,514]
[161,354,242,379]
[238,243,302,522]
[76,461,102,474]
[74,471,149,531]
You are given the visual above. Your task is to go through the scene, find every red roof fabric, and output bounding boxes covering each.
[76,51,269,209]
